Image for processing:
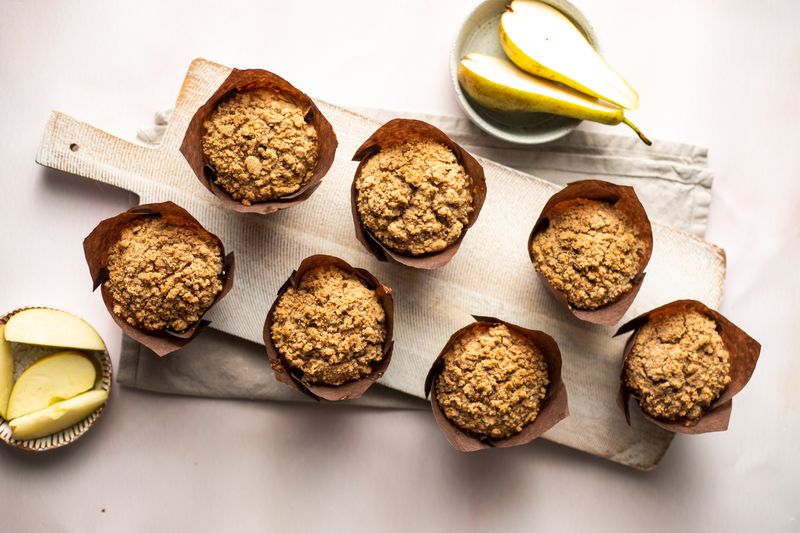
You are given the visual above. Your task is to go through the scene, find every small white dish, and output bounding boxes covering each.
[451,0,601,144]
[0,307,112,452]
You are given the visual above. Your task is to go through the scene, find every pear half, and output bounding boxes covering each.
[5,350,96,420]
[500,0,639,110]
[0,325,13,419]
[4,308,105,351]
[458,54,650,144]
[9,389,108,441]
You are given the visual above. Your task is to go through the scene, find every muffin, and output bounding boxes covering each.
[435,324,549,439]
[425,318,569,451]
[265,255,394,400]
[181,68,337,215]
[351,119,487,269]
[355,140,473,256]
[84,202,235,357]
[531,198,644,310]
[202,89,319,205]
[104,217,224,332]
[617,300,761,434]
[528,180,653,325]
[271,266,386,385]
[623,310,731,425]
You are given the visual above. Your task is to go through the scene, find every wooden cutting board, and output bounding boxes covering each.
[35,58,726,470]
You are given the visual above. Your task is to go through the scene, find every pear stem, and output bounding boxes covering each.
[623,118,652,146]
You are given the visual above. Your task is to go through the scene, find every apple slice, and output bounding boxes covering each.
[0,325,13,419]
[5,351,96,420]
[9,389,108,440]
[4,308,105,351]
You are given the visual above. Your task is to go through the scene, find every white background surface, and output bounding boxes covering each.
[1,1,798,531]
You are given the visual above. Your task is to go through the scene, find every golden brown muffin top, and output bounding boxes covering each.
[270,266,386,386]
[624,311,731,424]
[105,217,223,332]
[435,324,549,439]
[202,89,319,205]
[530,198,645,310]
[355,141,473,256]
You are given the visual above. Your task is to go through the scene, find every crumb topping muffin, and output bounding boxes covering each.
[624,311,731,424]
[105,217,224,332]
[270,266,387,386]
[355,140,473,255]
[435,324,549,439]
[202,89,319,205]
[530,198,645,310]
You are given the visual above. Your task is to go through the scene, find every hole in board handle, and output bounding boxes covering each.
[69,143,79,152]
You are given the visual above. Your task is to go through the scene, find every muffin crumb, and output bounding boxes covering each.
[624,311,731,424]
[270,266,386,386]
[202,89,319,205]
[531,198,644,310]
[435,324,549,439]
[105,217,224,332]
[355,140,473,255]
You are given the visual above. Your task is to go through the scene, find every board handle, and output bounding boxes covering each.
[35,111,156,196]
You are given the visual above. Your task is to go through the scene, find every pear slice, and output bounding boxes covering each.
[458,54,650,144]
[4,308,105,351]
[9,389,108,440]
[0,325,13,419]
[500,0,639,110]
[5,350,96,420]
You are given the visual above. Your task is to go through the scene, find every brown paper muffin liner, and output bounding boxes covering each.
[83,201,235,357]
[615,299,761,434]
[0,307,113,452]
[424,316,569,452]
[350,118,487,269]
[180,68,338,215]
[263,254,395,401]
[528,179,653,325]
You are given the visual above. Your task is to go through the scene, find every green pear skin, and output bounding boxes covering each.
[458,54,650,145]
[500,0,639,110]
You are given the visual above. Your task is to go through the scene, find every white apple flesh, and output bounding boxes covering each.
[4,308,106,351]
[5,350,96,420]
[9,389,108,441]
[0,325,13,419]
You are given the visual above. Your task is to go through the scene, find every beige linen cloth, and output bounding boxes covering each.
[37,59,720,468]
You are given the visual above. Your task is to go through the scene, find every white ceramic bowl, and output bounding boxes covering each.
[451,0,601,144]
[0,307,112,452]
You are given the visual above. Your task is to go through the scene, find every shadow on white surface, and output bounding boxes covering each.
[38,166,137,211]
